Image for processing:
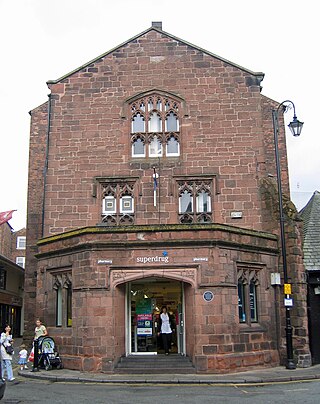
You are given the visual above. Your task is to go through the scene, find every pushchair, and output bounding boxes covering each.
[37,336,63,371]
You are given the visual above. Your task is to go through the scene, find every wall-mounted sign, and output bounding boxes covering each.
[231,211,243,219]
[136,255,169,264]
[193,257,208,262]
[97,259,113,265]
[203,291,214,302]
[284,283,292,295]
[284,298,293,307]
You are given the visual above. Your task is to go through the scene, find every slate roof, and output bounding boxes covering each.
[46,23,264,85]
[300,191,320,271]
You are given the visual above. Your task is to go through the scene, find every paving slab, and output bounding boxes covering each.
[17,364,320,385]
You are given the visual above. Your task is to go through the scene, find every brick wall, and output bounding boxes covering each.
[0,223,13,258]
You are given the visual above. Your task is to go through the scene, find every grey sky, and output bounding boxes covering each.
[1,0,318,230]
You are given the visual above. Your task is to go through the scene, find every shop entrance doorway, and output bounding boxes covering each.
[126,278,185,355]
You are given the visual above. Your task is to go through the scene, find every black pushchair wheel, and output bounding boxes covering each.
[44,358,52,371]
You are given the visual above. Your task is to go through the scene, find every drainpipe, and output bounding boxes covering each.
[41,93,52,237]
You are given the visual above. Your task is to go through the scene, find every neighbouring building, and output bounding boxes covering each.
[24,22,311,373]
[300,191,320,365]
[0,222,26,336]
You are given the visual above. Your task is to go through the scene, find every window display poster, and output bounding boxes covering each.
[137,313,153,336]
[136,298,152,314]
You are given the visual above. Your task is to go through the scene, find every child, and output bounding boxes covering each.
[18,344,28,371]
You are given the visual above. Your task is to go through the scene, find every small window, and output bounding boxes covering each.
[238,282,246,323]
[67,286,72,327]
[0,268,6,290]
[16,257,25,269]
[56,286,63,327]
[179,191,193,213]
[237,269,260,325]
[165,112,179,132]
[196,191,211,213]
[16,236,26,250]
[120,196,134,214]
[166,136,180,156]
[139,102,145,112]
[132,113,145,133]
[132,138,145,157]
[249,281,258,323]
[149,136,163,157]
[101,182,135,226]
[149,112,162,132]
[102,196,116,214]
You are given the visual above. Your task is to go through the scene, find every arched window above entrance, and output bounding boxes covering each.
[129,92,182,159]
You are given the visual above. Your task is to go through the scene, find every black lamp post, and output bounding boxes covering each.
[272,100,303,370]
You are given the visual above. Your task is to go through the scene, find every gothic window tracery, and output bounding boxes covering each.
[101,182,135,226]
[130,94,180,158]
[237,268,260,325]
[178,180,212,223]
[53,273,72,327]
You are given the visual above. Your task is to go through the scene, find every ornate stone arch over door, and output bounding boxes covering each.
[109,266,197,289]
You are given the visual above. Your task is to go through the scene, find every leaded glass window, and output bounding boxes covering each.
[178,180,212,223]
[237,269,260,325]
[130,94,180,158]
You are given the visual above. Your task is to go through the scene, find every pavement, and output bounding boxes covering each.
[13,364,320,385]
[11,338,320,385]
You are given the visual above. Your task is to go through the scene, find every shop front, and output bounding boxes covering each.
[126,278,185,356]
[34,224,284,373]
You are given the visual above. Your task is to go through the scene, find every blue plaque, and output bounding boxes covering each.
[203,291,214,302]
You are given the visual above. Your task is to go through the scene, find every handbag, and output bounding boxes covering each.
[28,347,34,362]
[2,343,14,355]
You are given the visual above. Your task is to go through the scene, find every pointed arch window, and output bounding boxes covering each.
[149,135,163,157]
[101,181,135,226]
[132,136,145,157]
[165,112,179,132]
[166,135,180,156]
[179,190,193,213]
[130,94,181,158]
[178,180,213,223]
[53,273,72,327]
[132,113,145,133]
[237,268,260,325]
[149,112,162,132]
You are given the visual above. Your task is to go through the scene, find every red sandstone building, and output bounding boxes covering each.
[0,223,26,335]
[25,23,311,373]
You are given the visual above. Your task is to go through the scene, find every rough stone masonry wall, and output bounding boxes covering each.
[44,29,267,236]
[24,102,48,340]
[259,177,311,367]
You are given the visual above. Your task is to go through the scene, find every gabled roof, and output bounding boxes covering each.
[47,23,264,85]
[300,190,320,271]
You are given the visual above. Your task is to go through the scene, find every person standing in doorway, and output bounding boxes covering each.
[0,325,15,381]
[160,306,172,355]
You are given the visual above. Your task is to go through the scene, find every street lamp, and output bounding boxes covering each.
[272,100,304,370]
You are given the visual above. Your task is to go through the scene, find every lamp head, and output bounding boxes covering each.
[288,115,304,137]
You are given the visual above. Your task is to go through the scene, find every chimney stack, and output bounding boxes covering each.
[152,21,162,30]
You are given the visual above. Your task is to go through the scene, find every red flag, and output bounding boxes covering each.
[0,210,16,226]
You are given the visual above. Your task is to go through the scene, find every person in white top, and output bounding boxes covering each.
[159,306,172,355]
[18,344,28,370]
[0,324,15,381]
